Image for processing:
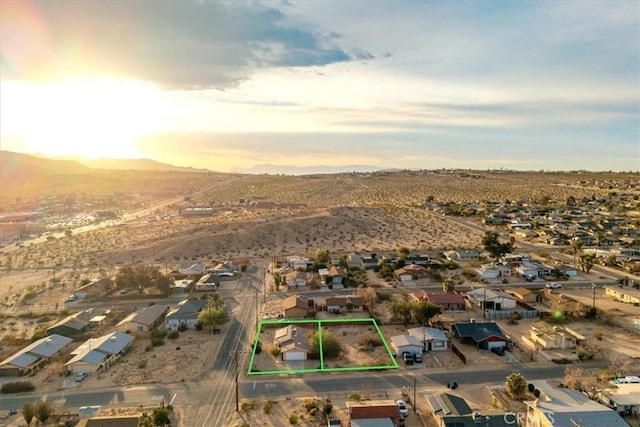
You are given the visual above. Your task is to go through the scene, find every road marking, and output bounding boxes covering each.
[265,383,276,389]
[170,393,178,405]
[253,382,256,390]
[152,395,163,400]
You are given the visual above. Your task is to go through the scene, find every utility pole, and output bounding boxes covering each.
[235,350,239,412]
[592,283,596,309]
[255,284,259,331]
[413,376,417,413]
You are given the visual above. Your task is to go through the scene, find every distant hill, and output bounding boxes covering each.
[1,150,91,185]
[60,156,209,172]
[235,163,383,175]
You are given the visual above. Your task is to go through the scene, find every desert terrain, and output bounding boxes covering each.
[1,169,639,426]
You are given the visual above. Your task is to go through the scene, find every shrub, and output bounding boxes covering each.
[138,360,147,369]
[322,402,333,415]
[178,323,189,332]
[167,331,179,340]
[145,345,153,352]
[1,381,35,394]
[263,400,276,414]
[241,401,256,412]
[302,398,319,413]
[288,413,299,425]
[151,337,165,347]
[347,393,361,401]
[593,331,603,341]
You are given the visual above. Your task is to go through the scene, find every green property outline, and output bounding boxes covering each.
[247,318,398,375]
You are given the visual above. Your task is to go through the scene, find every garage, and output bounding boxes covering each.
[390,335,423,356]
[282,350,306,361]
[487,340,507,350]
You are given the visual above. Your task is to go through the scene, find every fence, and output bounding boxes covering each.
[450,342,467,365]
[483,309,538,320]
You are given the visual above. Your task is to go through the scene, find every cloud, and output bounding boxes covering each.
[0,1,373,89]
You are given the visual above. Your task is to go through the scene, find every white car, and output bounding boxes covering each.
[75,372,87,382]
[546,283,562,289]
[396,400,409,418]
[67,294,78,302]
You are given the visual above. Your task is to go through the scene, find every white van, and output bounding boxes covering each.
[610,376,640,385]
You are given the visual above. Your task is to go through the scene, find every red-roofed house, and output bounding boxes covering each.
[426,292,466,310]
[347,399,403,427]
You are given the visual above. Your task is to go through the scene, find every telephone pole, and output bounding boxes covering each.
[235,350,239,412]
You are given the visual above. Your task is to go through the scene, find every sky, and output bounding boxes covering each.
[1,0,639,172]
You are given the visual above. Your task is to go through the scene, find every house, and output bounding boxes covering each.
[116,304,169,334]
[76,415,140,427]
[451,322,508,350]
[598,383,640,418]
[516,261,552,279]
[554,264,578,278]
[476,265,500,279]
[524,380,628,427]
[425,292,466,310]
[466,289,517,311]
[327,265,347,285]
[45,309,93,336]
[390,334,423,356]
[405,254,430,265]
[284,271,309,288]
[407,327,448,351]
[65,331,134,374]
[426,392,511,427]
[528,321,585,350]
[605,286,640,305]
[165,299,209,330]
[281,295,312,319]
[347,399,403,427]
[287,255,313,270]
[444,250,480,261]
[394,264,429,281]
[410,290,428,302]
[509,288,543,304]
[180,262,205,275]
[325,296,364,314]
[210,261,235,276]
[194,273,218,292]
[274,325,310,361]
[0,334,74,376]
[170,279,193,294]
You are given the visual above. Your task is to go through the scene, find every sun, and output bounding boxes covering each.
[1,78,166,158]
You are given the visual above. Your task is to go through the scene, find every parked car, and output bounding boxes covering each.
[396,400,409,418]
[403,353,414,365]
[66,294,78,302]
[413,353,423,363]
[491,346,505,356]
[75,372,87,382]
[546,283,562,289]
[7,409,17,415]
[327,419,341,427]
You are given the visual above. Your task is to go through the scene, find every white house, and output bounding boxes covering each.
[65,331,134,374]
[466,288,517,310]
[407,327,448,352]
[390,335,423,357]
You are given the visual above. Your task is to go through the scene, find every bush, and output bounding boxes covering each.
[167,331,179,340]
[195,322,203,331]
[288,413,299,425]
[347,393,361,401]
[178,323,189,332]
[263,400,276,414]
[145,345,153,352]
[322,402,333,415]
[302,398,319,413]
[593,331,603,341]
[151,337,165,347]
[241,401,256,412]
[1,381,35,394]
[138,360,147,369]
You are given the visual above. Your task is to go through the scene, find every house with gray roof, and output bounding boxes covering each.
[116,304,169,334]
[165,299,208,330]
[426,392,511,427]
[451,321,508,350]
[65,331,134,375]
[524,380,628,427]
[46,309,94,336]
[0,334,74,376]
[407,326,448,352]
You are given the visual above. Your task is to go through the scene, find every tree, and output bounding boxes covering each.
[482,231,513,261]
[115,264,172,294]
[412,300,441,325]
[570,238,583,269]
[579,254,595,273]
[197,304,228,334]
[152,407,172,426]
[34,401,52,424]
[21,402,35,426]
[390,300,413,324]
[505,372,528,400]
[355,286,378,316]
[138,412,154,427]
[396,246,411,259]
[442,277,455,293]
[315,247,330,265]
[308,329,342,358]
[594,232,604,257]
